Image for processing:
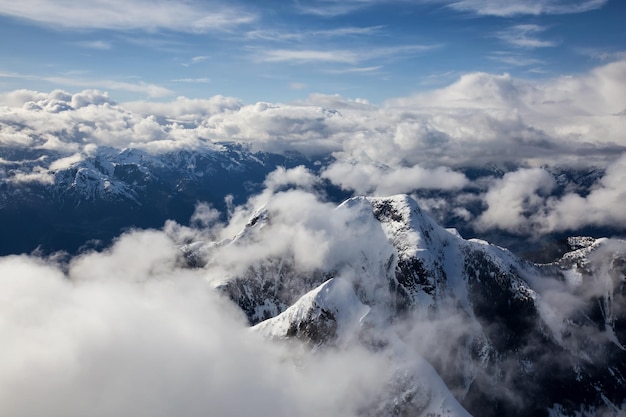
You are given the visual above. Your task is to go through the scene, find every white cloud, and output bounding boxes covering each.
[44,77,174,98]
[171,78,210,84]
[325,65,383,74]
[468,152,626,234]
[542,153,626,232]
[181,56,210,67]
[2,59,625,166]
[495,24,557,48]
[202,101,344,155]
[246,25,384,42]
[323,162,469,195]
[475,168,556,233]
[295,0,380,17]
[0,59,625,230]
[7,166,55,185]
[49,153,83,171]
[254,44,441,65]
[0,72,173,98]
[444,0,607,16]
[289,82,307,90]
[0,89,50,107]
[264,166,319,191]
[74,40,112,50]
[123,95,242,121]
[0,0,256,33]
[0,177,619,417]
[296,0,607,17]
[189,202,222,229]
[0,230,396,417]
[383,59,626,165]
[257,49,360,64]
[487,52,544,67]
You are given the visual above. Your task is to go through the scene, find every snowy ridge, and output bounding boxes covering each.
[1,142,309,206]
[0,142,311,254]
[205,193,626,417]
[253,278,370,346]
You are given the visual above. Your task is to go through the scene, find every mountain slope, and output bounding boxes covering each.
[0,143,313,255]
[197,194,626,417]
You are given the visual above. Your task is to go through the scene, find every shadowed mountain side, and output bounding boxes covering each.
[187,194,626,417]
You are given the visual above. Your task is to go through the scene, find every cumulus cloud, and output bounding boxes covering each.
[0,157,623,417]
[123,95,242,122]
[210,190,352,275]
[542,153,626,232]
[264,165,319,191]
[7,166,55,185]
[383,59,626,166]
[475,168,556,233]
[2,58,625,166]
[0,90,222,154]
[469,153,626,234]
[1,59,626,239]
[44,77,173,98]
[323,162,469,195]
[0,73,173,98]
[0,229,396,417]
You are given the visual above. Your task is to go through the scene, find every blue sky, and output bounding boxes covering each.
[0,0,624,104]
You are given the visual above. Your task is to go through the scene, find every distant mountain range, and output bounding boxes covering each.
[0,143,325,255]
[0,142,611,261]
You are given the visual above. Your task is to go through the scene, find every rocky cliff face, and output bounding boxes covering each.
[190,194,626,417]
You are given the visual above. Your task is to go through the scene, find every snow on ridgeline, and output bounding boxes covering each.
[200,193,626,417]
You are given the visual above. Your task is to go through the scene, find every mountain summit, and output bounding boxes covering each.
[190,194,626,417]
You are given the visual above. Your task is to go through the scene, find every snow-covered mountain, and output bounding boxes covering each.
[188,194,626,417]
[2,129,625,415]
[0,143,316,254]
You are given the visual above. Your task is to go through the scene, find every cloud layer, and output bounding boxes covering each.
[0,229,396,417]
[1,182,622,416]
[3,59,625,165]
[1,59,626,236]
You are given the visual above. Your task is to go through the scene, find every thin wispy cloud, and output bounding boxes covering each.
[74,40,112,50]
[419,71,459,86]
[312,25,385,37]
[576,48,626,62]
[443,0,608,16]
[181,56,210,67]
[326,66,383,74]
[118,35,186,53]
[171,78,210,83]
[257,49,361,64]
[296,0,607,17]
[255,44,441,65]
[0,0,617,105]
[496,24,557,48]
[289,82,307,90]
[246,26,385,42]
[295,0,379,17]
[0,0,256,33]
[488,52,544,67]
[44,77,173,98]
